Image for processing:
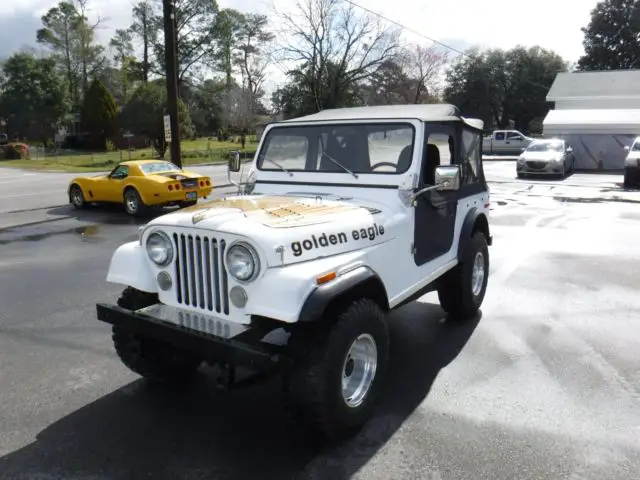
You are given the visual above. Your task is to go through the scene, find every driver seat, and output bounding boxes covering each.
[396,145,413,172]
[424,144,440,184]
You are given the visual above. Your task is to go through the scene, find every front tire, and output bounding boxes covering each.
[282,298,390,442]
[112,287,202,383]
[69,184,86,209]
[438,231,489,320]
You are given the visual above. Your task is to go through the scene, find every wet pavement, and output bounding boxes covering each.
[0,164,639,480]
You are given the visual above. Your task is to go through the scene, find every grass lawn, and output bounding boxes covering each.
[0,138,258,173]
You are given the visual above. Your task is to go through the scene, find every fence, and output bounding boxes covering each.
[17,138,258,170]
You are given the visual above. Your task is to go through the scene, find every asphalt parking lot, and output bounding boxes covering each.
[0,160,639,480]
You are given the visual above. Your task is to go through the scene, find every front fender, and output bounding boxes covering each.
[244,250,369,323]
[106,241,158,293]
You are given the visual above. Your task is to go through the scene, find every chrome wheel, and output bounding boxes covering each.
[471,251,485,297]
[124,190,138,214]
[70,187,83,207]
[341,333,377,408]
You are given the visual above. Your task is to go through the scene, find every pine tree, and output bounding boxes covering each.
[81,78,118,150]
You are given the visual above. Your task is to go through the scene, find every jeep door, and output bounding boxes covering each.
[413,123,488,266]
[413,126,458,265]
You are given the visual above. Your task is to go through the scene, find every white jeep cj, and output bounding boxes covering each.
[96,104,492,441]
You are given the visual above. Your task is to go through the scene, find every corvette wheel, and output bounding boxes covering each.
[69,185,86,209]
[124,188,147,216]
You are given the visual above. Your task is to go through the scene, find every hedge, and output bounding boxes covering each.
[0,143,30,160]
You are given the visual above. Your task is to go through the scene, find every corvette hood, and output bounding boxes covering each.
[151,194,394,266]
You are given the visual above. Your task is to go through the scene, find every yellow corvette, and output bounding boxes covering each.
[68,160,213,216]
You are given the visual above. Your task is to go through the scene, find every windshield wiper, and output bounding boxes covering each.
[260,155,293,176]
[321,151,358,178]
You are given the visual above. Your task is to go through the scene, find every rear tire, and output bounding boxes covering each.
[123,187,147,216]
[438,231,489,320]
[282,298,390,442]
[112,287,202,383]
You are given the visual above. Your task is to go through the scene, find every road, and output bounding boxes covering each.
[0,162,639,479]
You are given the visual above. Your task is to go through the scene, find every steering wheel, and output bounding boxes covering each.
[370,162,397,171]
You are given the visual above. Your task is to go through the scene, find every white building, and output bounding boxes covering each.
[542,69,640,170]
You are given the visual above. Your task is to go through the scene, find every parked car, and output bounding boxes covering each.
[67,159,213,216]
[623,137,640,189]
[516,138,575,179]
[483,130,534,155]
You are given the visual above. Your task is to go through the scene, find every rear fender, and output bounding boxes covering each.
[106,241,158,293]
[457,208,491,262]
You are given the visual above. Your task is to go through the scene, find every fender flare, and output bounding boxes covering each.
[457,208,492,262]
[297,266,387,323]
[106,241,158,293]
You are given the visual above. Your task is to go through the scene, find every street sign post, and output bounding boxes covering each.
[163,115,172,143]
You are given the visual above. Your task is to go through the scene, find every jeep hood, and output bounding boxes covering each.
[153,194,393,266]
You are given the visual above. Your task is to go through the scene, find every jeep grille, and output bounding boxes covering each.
[172,233,230,315]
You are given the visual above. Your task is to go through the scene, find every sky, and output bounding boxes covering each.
[0,0,599,98]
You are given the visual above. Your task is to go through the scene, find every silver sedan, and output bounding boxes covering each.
[516,139,575,179]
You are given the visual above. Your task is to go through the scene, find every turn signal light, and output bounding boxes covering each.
[316,271,337,285]
[205,179,211,186]
[168,184,173,191]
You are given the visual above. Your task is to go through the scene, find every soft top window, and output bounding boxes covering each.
[257,123,416,174]
[139,161,181,174]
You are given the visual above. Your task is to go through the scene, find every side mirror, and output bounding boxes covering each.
[228,151,241,172]
[566,147,573,154]
[624,145,630,152]
[521,147,526,152]
[434,165,461,191]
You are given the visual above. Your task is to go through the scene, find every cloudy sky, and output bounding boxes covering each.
[0,0,598,96]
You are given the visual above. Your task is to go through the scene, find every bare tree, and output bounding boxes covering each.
[220,85,253,131]
[400,43,449,103]
[235,13,274,118]
[130,0,158,83]
[274,0,401,111]
[74,0,107,96]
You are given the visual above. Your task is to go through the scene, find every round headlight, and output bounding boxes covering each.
[226,242,259,282]
[146,231,173,266]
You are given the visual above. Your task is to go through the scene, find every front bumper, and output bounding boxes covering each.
[624,166,640,188]
[96,302,285,371]
[517,160,565,175]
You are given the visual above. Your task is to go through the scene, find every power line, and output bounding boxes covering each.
[341,0,554,92]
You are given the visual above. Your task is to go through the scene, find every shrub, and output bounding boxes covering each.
[0,142,30,160]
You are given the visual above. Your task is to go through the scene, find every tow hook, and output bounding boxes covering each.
[213,362,236,391]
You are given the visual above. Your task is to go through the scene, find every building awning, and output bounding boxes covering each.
[543,109,640,135]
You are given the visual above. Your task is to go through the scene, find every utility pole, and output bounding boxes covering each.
[162,0,182,168]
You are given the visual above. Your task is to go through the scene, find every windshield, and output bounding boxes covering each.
[256,123,415,175]
[632,142,640,152]
[525,141,564,153]
[139,161,181,174]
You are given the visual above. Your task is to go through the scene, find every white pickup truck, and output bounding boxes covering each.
[482,130,533,155]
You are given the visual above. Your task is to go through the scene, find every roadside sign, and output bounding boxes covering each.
[163,114,172,142]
